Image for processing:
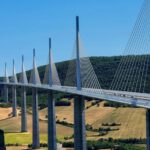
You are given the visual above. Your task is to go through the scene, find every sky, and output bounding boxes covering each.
[0,0,143,76]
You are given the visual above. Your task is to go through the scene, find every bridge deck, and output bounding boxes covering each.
[1,82,150,109]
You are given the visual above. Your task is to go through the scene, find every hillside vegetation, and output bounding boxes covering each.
[35,56,121,89]
[1,55,150,103]
[31,55,150,92]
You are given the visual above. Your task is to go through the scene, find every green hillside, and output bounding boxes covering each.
[1,55,149,92]
[1,55,150,106]
[33,55,150,92]
[37,56,121,89]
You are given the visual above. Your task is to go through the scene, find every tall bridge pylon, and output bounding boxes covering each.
[11,60,18,117]
[47,38,57,150]
[74,16,87,150]
[20,55,28,132]
[30,49,40,149]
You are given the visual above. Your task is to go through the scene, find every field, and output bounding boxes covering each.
[40,100,146,140]
[0,100,147,149]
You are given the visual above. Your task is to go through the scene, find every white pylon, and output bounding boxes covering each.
[19,55,28,84]
[43,38,61,86]
[29,49,41,85]
[11,60,18,83]
[3,63,9,83]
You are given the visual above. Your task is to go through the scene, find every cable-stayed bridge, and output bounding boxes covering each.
[1,0,150,149]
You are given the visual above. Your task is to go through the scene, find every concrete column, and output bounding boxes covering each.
[32,88,40,149]
[48,91,56,150]
[21,86,27,132]
[146,109,150,150]
[4,85,8,103]
[12,85,17,117]
[74,16,87,150]
[74,95,86,150]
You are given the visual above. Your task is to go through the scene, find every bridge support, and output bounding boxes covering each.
[4,85,8,103]
[146,109,150,150]
[21,86,27,132]
[74,96,86,150]
[32,88,40,149]
[48,91,56,150]
[12,85,17,117]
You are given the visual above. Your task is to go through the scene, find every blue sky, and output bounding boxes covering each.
[0,0,143,76]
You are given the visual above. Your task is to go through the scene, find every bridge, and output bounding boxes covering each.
[1,0,150,149]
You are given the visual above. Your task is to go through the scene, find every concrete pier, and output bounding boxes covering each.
[74,96,86,150]
[4,85,8,103]
[29,49,41,149]
[48,91,56,150]
[12,85,17,117]
[21,86,27,132]
[12,60,18,117]
[74,16,87,150]
[32,88,40,149]
[46,38,57,150]
[146,109,150,150]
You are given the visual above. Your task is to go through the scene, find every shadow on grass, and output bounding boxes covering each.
[0,117,12,122]
[4,131,22,134]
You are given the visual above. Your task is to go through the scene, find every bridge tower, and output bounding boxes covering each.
[47,38,57,150]
[146,109,150,150]
[20,55,28,132]
[74,16,87,150]
[3,63,9,103]
[12,60,18,117]
[30,49,41,149]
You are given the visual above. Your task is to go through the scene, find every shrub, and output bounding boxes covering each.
[63,139,146,150]
[64,134,74,140]
[102,122,121,126]
[62,141,74,148]
[0,103,11,108]
[39,104,47,110]
[86,124,93,131]
[55,100,71,106]
[56,120,73,128]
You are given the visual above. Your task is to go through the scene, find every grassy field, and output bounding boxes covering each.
[0,116,74,144]
[40,101,146,140]
[0,100,147,148]
[0,105,94,145]
[93,107,146,139]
